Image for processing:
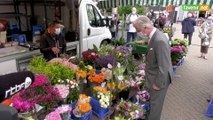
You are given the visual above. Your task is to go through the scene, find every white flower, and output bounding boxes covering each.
[138,70,145,76]
[118,75,124,81]
[107,64,112,69]
[117,62,121,68]
[97,95,100,98]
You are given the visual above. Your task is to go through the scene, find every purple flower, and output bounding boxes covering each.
[137,90,150,102]
[96,55,117,68]
[115,46,131,56]
[134,110,142,119]
[138,63,146,70]
[171,46,184,53]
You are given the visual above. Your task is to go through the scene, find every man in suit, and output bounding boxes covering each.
[133,16,173,120]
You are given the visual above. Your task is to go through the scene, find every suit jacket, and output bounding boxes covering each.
[145,29,173,89]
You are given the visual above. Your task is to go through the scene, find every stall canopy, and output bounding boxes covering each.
[98,0,213,9]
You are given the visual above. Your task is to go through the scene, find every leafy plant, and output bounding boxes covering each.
[97,44,114,56]
[118,5,145,16]
[45,63,75,85]
[28,56,47,74]
[112,37,126,46]
[29,56,75,85]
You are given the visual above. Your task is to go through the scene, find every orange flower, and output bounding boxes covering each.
[78,102,92,113]
[76,69,87,79]
[77,94,92,113]
[93,86,107,94]
[87,69,95,76]
[88,73,105,83]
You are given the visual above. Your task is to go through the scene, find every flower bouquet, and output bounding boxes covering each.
[87,69,105,83]
[45,105,72,120]
[92,86,110,119]
[71,94,92,118]
[96,54,117,69]
[82,49,99,66]
[54,84,70,103]
[12,75,60,112]
[171,45,186,65]
[114,100,144,120]
[93,86,110,108]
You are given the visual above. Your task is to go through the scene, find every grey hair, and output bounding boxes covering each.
[133,15,153,28]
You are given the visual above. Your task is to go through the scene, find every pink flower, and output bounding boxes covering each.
[55,84,70,99]
[45,105,71,120]
[31,75,49,87]
[45,111,62,120]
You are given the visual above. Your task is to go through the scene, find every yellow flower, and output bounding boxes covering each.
[76,69,87,79]
[118,82,126,91]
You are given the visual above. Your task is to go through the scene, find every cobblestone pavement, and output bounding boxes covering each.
[161,23,213,120]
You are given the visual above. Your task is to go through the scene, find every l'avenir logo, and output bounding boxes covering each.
[182,4,210,11]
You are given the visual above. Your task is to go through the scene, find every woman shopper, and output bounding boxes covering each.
[198,16,213,60]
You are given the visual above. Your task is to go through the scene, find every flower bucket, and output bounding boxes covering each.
[91,97,109,120]
[70,101,93,120]
[118,90,130,100]
[206,100,213,117]
[18,111,32,118]
[89,82,100,96]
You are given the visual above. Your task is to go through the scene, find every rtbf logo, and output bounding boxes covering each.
[5,77,32,98]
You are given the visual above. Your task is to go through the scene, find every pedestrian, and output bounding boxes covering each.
[126,7,139,43]
[133,15,173,120]
[181,12,196,46]
[40,20,66,61]
[154,13,165,30]
[110,9,120,39]
[198,16,213,60]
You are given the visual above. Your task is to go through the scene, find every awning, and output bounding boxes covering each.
[98,0,213,9]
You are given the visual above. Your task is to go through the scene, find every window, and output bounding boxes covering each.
[86,4,102,27]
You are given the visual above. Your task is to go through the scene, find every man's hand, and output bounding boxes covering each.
[152,84,160,91]
[52,47,60,54]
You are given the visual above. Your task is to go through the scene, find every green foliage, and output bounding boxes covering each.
[118,5,145,16]
[97,44,115,56]
[112,37,126,46]
[28,56,47,74]
[67,87,79,103]
[45,63,74,85]
[29,56,75,85]
[171,38,188,48]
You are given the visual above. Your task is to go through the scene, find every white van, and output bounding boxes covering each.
[68,0,112,54]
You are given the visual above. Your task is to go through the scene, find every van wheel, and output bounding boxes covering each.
[100,40,109,46]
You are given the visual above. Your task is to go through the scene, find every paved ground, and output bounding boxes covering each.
[117,23,213,120]
[161,23,213,120]
[82,23,213,120]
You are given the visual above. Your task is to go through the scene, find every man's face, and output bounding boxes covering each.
[50,23,61,35]
[134,25,147,37]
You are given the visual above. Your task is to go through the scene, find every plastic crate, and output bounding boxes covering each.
[32,25,43,36]
[172,66,177,74]
[91,97,109,120]
[177,58,184,66]
[70,101,93,120]
[206,100,213,117]
[11,34,27,44]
